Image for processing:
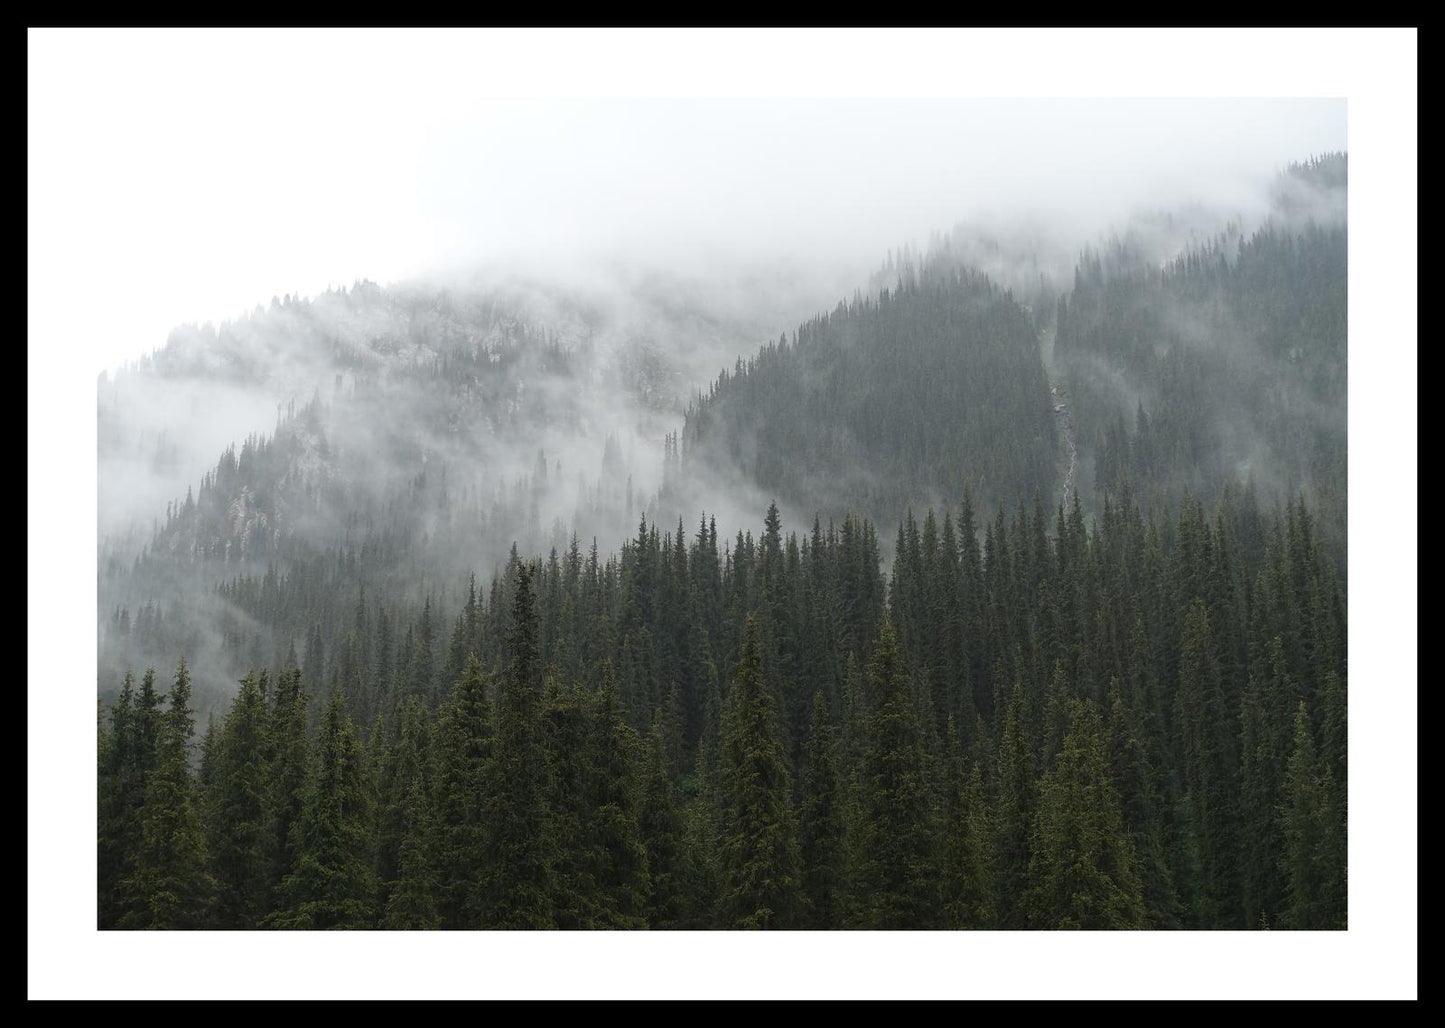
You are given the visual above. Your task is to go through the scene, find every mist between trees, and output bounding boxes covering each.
[97,154,1348,930]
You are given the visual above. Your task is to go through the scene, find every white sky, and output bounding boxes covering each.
[30,32,1349,374]
[30,28,1415,999]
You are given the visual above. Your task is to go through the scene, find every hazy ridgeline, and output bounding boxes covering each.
[97,154,1347,931]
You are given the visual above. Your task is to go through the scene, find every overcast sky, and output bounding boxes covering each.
[30,32,1349,374]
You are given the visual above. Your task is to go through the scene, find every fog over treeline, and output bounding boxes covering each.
[76,78,1364,941]
[97,143,1347,723]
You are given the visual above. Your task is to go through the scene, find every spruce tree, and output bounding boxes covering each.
[1025,699,1145,929]
[118,658,217,929]
[1238,639,1290,930]
[374,697,433,925]
[585,674,651,928]
[1106,677,1180,929]
[382,765,443,930]
[848,619,942,928]
[717,615,801,929]
[1279,702,1346,929]
[269,689,376,930]
[639,712,686,928]
[679,736,721,928]
[208,670,274,927]
[941,718,995,929]
[98,672,142,928]
[267,666,311,911]
[800,692,845,928]
[384,699,445,931]
[472,562,556,929]
[993,680,1033,929]
[434,656,492,928]
[1174,599,1240,927]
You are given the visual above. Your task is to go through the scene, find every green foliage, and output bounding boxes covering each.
[684,270,1056,523]
[800,692,845,928]
[1025,699,1145,929]
[433,656,492,928]
[941,720,994,929]
[847,619,942,928]
[118,659,217,929]
[993,680,1033,929]
[471,563,556,929]
[204,669,274,927]
[1174,599,1241,927]
[375,697,438,928]
[638,711,687,929]
[100,197,1348,937]
[1279,702,1346,929]
[544,675,651,929]
[98,671,145,928]
[717,616,801,929]
[268,690,376,930]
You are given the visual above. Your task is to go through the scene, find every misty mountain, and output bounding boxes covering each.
[96,151,1350,935]
[676,266,1055,527]
[1057,155,1347,566]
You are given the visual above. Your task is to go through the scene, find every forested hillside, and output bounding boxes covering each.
[1056,154,1347,567]
[99,490,1346,930]
[678,267,1056,526]
[97,153,1349,931]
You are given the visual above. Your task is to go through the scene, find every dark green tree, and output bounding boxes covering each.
[269,689,376,929]
[266,666,311,911]
[382,760,443,929]
[1173,599,1240,927]
[638,712,686,929]
[848,619,942,928]
[206,670,274,927]
[717,615,801,929]
[941,718,995,929]
[118,659,217,929]
[993,680,1033,929]
[800,692,845,928]
[1025,699,1145,929]
[98,672,146,928]
[1279,702,1346,929]
[433,656,492,928]
[472,563,556,929]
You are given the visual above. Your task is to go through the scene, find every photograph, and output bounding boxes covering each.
[29,27,1416,1001]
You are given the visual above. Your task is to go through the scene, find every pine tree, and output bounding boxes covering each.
[472,562,556,929]
[98,672,144,928]
[1238,638,1290,930]
[639,711,687,929]
[269,689,376,930]
[378,699,439,931]
[1105,679,1180,928]
[800,692,845,928]
[585,673,651,928]
[847,619,942,928]
[993,680,1033,929]
[1025,699,1145,929]
[118,658,217,929]
[1173,599,1240,927]
[266,666,311,912]
[1279,702,1346,929]
[207,670,274,927]
[941,718,995,929]
[433,656,492,928]
[680,734,722,928]
[717,615,801,929]
[374,697,434,924]
[382,739,443,930]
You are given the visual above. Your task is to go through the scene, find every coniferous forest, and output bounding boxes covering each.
[96,154,1349,931]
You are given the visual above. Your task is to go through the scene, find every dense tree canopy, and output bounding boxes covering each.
[97,156,1347,929]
